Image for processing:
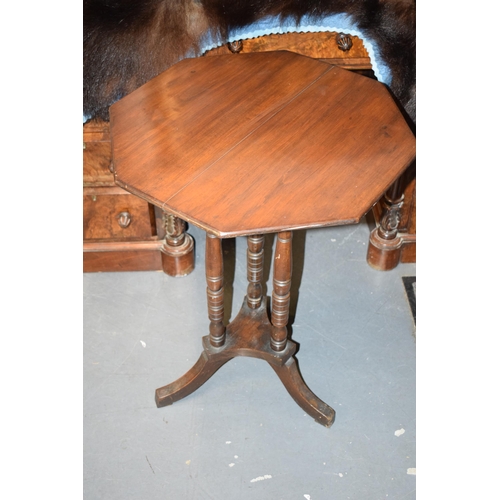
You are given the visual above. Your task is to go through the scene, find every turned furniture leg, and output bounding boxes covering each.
[271,231,292,352]
[247,235,264,309]
[160,212,195,277]
[156,233,227,407]
[206,234,226,347]
[367,177,405,271]
[156,229,335,426]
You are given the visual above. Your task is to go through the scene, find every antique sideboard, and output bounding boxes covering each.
[83,30,415,273]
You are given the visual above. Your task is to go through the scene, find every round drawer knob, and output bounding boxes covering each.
[117,211,132,228]
[336,33,353,52]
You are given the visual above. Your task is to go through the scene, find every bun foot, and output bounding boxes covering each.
[367,227,402,271]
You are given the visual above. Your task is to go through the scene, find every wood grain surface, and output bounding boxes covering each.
[111,52,329,201]
[110,52,415,238]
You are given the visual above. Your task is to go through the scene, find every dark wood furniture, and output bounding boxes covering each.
[83,30,415,273]
[367,161,416,269]
[83,120,194,275]
[205,32,417,271]
[109,51,415,426]
[84,119,163,272]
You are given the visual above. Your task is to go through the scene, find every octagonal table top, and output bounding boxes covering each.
[110,51,415,238]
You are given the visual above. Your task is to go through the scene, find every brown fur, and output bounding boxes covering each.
[84,1,415,122]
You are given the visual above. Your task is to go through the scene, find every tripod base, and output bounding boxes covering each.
[155,298,335,427]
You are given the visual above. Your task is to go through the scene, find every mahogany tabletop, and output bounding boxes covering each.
[110,51,415,238]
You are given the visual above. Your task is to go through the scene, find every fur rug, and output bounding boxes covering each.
[84,0,415,122]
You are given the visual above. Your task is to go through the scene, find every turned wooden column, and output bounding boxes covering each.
[271,231,292,352]
[205,234,226,347]
[161,212,195,277]
[246,234,265,309]
[367,178,405,271]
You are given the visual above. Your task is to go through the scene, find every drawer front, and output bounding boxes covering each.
[83,191,156,240]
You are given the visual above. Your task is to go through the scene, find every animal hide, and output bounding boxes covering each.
[84,0,415,122]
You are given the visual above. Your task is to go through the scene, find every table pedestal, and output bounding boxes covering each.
[155,232,336,427]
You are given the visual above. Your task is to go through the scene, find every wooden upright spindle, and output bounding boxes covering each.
[367,176,406,271]
[377,177,405,241]
[247,234,265,309]
[205,234,225,347]
[271,231,292,352]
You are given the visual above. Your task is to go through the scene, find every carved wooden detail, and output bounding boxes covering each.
[163,212,187,247]
[367,163,416,270]
[204,31,372,71]
[160,212,195,277]
[336,33,353,51]
[377,192,405,240]
[228,40,243,53]
[116,211,132,228]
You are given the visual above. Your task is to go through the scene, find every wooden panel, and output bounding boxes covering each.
[83,190,157,240]
[400,241,416,263]
[400,176,416,263]
[83,248,163,272]
[398,164,416,233]
[83,119,114,186]
[204,31,372,70]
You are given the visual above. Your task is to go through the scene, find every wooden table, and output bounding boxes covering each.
[109,51,416,427]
